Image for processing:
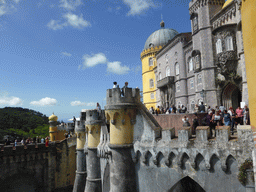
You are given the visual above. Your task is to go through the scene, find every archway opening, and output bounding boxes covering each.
[169,176,205,192]
[222,83,241,110]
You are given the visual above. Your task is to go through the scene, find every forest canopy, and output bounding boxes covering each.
[0,107,55,141]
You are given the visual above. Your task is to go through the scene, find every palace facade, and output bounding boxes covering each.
[141,0,247,112]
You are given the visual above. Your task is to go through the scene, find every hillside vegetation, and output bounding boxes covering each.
[0,107,52,141]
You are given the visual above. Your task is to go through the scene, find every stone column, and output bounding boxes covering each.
[73,120,86,192]
[105,87,139,192]
[85,110,102,192]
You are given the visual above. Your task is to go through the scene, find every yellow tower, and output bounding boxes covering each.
[49,113,58,142]
[240,0,256,147]
[105,87,140,191]
[141,20,178,109]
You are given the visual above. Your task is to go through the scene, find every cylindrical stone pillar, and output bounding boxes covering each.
[105,87,140,192]
[85,110,102,192]
[73,120,86,192]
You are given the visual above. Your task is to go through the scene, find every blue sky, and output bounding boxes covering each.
[0,0,193,122]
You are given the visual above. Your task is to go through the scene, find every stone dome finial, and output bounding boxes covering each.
[160,20,165,28]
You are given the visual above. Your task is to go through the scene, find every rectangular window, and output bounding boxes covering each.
[176,82,180,92]
[150,93,154,100]
[149,57,153,66]
[190,79,194,89]
[198,74,202,84]
[149,79,154,88]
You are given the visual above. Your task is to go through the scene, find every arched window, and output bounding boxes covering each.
[225,36,233,51]
[165,54,169,63]
[216,39,222,54]
[175,63,179,76]
[176,82,180,92]
[190,79,194,89]
[149,79,154,88]
[159,72,162,80]
[149,57,153,66]
[197,74,202,84]
[191,100,195,112]
[166,66,170,77]
[188,57,193,72]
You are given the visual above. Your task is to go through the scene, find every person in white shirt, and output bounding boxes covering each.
[113,82,119,88]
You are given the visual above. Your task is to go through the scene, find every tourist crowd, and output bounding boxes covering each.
[149,102,250,137]
[4,136,50,147]
[202,104,250,136]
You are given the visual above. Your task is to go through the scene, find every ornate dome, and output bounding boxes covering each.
[143,21,179,51]
[222,0,233,9]
[49,113,58,121]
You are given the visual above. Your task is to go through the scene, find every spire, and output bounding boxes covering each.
[160,14,165,28]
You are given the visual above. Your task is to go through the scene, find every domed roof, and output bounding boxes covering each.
[49,113,58,121]
[222,0,233,8]
[143,21,179,51]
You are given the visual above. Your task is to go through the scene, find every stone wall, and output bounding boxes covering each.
[153,113,207,136]
[0,138,76,192]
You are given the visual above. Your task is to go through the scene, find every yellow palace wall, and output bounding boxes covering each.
[141,46,163,109]
[241,0,256,147]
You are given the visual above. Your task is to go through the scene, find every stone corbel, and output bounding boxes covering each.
[132,154,138,164]
[165,159,170,166]
[111,120,116,125]
[221,161,227,172]
[191,162,196,169]
[153,157,158,166]
[205,161,211,170]
[130,119,136,125]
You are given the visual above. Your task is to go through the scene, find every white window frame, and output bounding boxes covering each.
[193,16,198,32]
[149,57,153,66]
[191,100,195,112]
[225,36,233,51]
[166,66,170,77]
[197,74,202,84]
[190,79,194,89]
[149,79,154,88]
[176,82,180,92]
[165,54,169,63]
[189,57,193,72]
[216,39,222,54]
[175,63,179,76]
[150,93,154,100]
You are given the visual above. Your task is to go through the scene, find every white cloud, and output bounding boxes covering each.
[30,97,57,106]
[70,101,96,107]
[82,53,107,68]
[61,51,72,57]
[0,0,20,17]
[47,13,91,30]
[0,96,22,106]
[70,101,86,106]
[107,61,130,75]
[60,0,82,10]
[134,65,141,74]
[123,0,156,16]
[64,13,91,28]
[47,20,64,30]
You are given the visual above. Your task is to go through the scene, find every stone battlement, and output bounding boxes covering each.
[0,143,53,156]
[105,87,140,109]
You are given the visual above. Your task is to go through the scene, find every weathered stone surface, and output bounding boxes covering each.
[196,126,210,142]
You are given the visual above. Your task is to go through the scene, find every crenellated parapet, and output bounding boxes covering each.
[105,87,140,109]
[140,46,163,60]
[134,125,253,175]
[189,0,225,15]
